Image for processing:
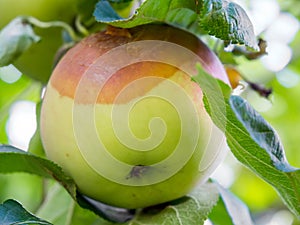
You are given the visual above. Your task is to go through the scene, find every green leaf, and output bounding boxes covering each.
[208,196,233,225]
[199,0,258,49]
[192,65,231,132]
[228,96,300,217]
[0,145,76,196]
[0,17,40,67]
[36,182,117,225]
[209,182,254,225]
[93,0,257,49]
[70,206,115,225]
[0,199,51,225]
[230,96,295,172]
[193,65,300,218]
[217,183,254,225]
[94,0,199,28]
[36,183,75,225]
[0,173,44,214]
[128,182,219,225]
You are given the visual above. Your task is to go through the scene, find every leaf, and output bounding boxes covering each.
[36,182,118,225]
[230,97,295,173]
[94,0,199,28]
[217,183,254,225]
[199,0,258,50]
[35,183,75,225]
[69,201,116,225]
[209,182,254,225]
[0,145,76,197]
[192,65,231,132]
[0,199,51,225]
[228,96,300,217]
[193,65,300,218]
[93,0,257,49]
[0,17,40,67]
[128,182,219,225]
[208,195,233,225]
[0,173,44,214]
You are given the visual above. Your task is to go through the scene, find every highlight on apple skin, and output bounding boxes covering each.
[40,24,230,209]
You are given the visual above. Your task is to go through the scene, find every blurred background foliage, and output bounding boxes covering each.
[0,0,299,224]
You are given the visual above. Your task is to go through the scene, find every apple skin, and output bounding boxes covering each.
[40,24,229,209]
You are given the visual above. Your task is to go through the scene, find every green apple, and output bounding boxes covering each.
[40,24,230,209]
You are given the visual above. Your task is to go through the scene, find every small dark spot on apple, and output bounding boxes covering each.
[126,165,150,179]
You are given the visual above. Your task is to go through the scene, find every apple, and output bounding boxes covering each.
[40,24,230,209]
